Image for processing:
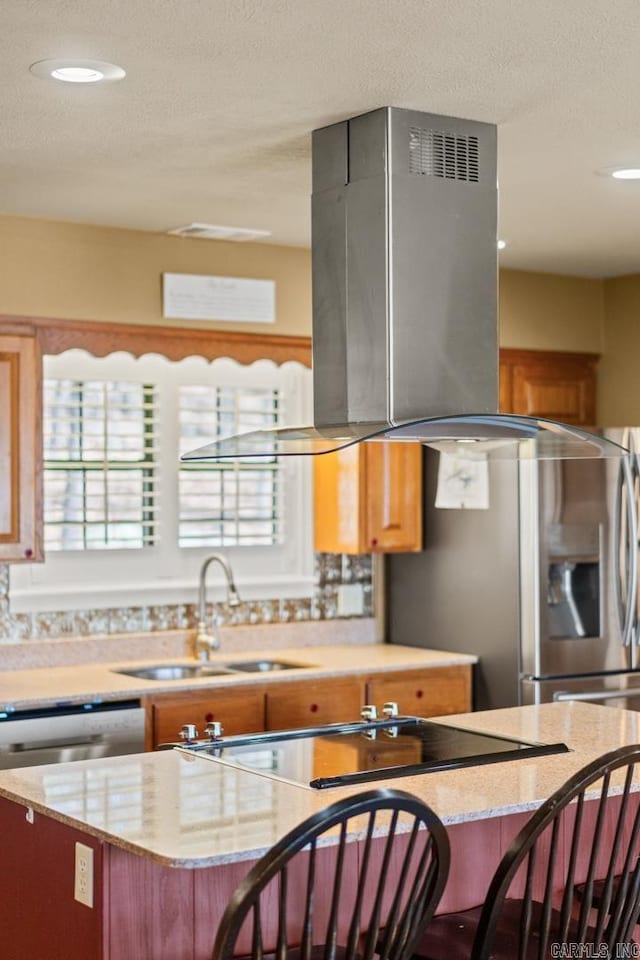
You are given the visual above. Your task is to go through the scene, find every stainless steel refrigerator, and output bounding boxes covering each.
[387,429,640,712]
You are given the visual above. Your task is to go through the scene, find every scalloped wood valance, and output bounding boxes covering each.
[0,316,312,367]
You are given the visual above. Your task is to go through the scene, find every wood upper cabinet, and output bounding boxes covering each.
[0,331,43,562]
[313,350,599,556]
[314,442,423,554]
[499,349,598,426]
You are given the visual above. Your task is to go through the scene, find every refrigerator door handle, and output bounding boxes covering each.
[628,447,639,648]
[553,687,640,703]
[614,450,638,647]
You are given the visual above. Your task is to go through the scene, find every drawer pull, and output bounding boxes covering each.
[205,712,214,723]
[310,703,319,713]
[415,690,424,699]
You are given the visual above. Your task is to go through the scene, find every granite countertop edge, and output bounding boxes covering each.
[0,702,636,869]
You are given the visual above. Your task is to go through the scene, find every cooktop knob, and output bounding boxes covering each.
[205,721,223,740]
[179,724,198,743]
[361,705,378,721]
[382,702,399,718]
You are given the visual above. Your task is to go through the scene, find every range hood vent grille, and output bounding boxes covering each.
[408,127,479,182]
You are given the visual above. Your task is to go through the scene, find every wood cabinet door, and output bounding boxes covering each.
[151,686,265,747]
[500,349,598,426]
[313,442,422,554]
[0,332,43,562]
[265,677,364,731]
[364,442,422,552]
[313,444,366,553]
[499,359,514,414]
[366,666,472,718]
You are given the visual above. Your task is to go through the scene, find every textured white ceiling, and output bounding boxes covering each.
[3,0,640,276]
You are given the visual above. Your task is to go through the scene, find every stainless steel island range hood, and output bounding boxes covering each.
[183,107,625,462]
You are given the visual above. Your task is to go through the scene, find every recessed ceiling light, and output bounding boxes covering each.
[29,59,126,84]
[497,239,507,250]
[611,168,640,180]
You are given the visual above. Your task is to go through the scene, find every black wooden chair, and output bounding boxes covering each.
[211,787,450,960]
[415,744,640,960]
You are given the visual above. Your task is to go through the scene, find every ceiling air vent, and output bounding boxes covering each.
[408,127,479,182]
[167,223,272,242]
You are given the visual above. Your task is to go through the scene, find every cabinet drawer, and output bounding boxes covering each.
[366,666,472,718]
[152,687,264,747]
[265,677,364,731]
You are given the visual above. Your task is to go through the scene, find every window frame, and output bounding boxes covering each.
[10,349,314,613]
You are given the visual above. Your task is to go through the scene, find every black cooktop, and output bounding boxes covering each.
[173,716,570,790]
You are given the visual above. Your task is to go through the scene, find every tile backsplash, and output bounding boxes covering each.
[0,554,373,642]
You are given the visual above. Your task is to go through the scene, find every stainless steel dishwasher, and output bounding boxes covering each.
[0,699,145,769]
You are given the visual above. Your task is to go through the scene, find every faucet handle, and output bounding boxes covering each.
[361,704,378,721]
[205,721,224,740]
[179,724,198,743]
[382,702,399,718]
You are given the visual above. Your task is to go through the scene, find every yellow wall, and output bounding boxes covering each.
[0,217,608,354]
[0,215,311,337]
[5,216,634,424]
[498,269,604,353]
[600,275,640,425]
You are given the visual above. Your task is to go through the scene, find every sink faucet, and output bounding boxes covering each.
[194,553,241,660]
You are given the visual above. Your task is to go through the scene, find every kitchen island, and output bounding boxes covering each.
[0,701,638,959]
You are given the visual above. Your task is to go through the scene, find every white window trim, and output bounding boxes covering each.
[10,350,314,613]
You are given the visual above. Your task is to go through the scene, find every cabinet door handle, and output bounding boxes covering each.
[309,703,319,713]
[415,690,424,699]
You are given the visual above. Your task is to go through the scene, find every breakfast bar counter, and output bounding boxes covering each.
[0,701,636,866]
[0,702,637,960]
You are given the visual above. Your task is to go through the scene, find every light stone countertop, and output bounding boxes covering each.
[0,702,637,868]
[0,641,476,711]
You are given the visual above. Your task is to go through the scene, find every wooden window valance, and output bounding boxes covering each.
[0,316,312,368]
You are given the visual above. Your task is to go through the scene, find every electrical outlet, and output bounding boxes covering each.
[74,842,94,908]
[337,583,365,617]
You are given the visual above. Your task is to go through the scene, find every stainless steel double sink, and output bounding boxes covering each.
[112,659,312,681]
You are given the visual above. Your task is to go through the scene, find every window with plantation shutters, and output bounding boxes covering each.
[43,379,157,550]
[178,384,281,547]
[11,350,313,613]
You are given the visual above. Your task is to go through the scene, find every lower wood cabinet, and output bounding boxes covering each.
[146,664,473,749]
[149,686,265,748]
[366,666,472,717]
[265,676,363,731]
